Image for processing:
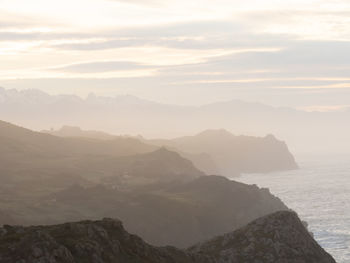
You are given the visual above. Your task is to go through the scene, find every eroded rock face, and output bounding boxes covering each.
[189,211,336,263]
[0,218,210,263]
[0,211,336,263]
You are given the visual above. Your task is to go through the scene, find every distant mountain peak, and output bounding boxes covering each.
[60,125,82,132]
[196,129,234,138]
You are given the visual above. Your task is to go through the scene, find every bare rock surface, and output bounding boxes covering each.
[0,211,336,263]
[190,211,336,263]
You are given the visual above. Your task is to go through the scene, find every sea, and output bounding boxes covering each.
[234,154,350,263]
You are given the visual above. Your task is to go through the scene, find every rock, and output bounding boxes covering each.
[189,211,336,263]
[0,211,336,263]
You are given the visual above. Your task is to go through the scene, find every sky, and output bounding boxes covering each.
[1,0,350,109]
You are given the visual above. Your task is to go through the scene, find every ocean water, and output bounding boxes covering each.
[234,155,350,263]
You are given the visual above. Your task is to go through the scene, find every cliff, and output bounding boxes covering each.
[0,211,335,263]
[190,211,336,263]
[148,129,298,176]
[36,176,288,248]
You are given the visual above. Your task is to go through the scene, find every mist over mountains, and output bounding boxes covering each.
[0,90,339,261]
[0,119,292,248]
[1,87,350,154]
[43,125,297,176]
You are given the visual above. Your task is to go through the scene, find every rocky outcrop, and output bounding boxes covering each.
[0,218,210,263]
[0,211,335,263]
[189,211,336,263]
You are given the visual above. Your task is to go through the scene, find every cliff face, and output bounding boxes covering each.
[148,129,298,176]
[0,218,208,263]
[190,211,336,263]
[0,211,335,263]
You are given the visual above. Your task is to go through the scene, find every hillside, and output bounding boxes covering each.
[0,120,299,249]
[0,211,335,263]
[44,126,223,175]
[148,129,298,175]
[1,120,206,190]
[0,120,156,158]
[25,176,288,248]
[1,87,349,154]
[42,125,115,140]
[42,125,298,176]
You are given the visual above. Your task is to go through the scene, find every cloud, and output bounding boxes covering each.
[51,61,154,73]
[48,20,289,52]
[106,0,164,6]
[156,40,350,76]
[2,0,350,109]
[0,31,90,41]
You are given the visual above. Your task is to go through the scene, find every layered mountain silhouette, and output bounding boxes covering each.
[43,175,287,247]
[43,125,298,176]
[0,211,335,263]
[42,125,115,140]
[147,129,298,175]
[1,87,349,154]
[0,119,296,248]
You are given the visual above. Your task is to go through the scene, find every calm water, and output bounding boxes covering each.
[234,155,350,263]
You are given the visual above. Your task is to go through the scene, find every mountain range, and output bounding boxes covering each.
[43,125,298,175]
[1,87,350,154]
[0,119,292,247]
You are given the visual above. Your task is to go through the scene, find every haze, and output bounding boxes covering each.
[1,1,350,262]
[1,0,350,109]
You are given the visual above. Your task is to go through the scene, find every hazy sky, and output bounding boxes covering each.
[1,0,350,109]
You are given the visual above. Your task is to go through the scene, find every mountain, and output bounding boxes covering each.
[1,87,350,154]
[98,147,205,186]
[31,175,288,248]
[42,125,115,140]
[0,120,155,158]
[43,125,220,174]
[147,129,298,175]
[0,119,204,186]
[0,120,297,248]
[43,125,297,176]
[0,119,207,226]
[189,210,336,263]
[0,211,336,263]
[0,120,165,191]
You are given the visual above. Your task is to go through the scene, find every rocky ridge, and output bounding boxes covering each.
[0,211,336,263]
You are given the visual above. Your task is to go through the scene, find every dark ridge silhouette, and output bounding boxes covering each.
[38,175,288,248]
[43,125,297,176]
[0,211,335,263]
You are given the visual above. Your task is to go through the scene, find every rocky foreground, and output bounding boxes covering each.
[0,211,335,263]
